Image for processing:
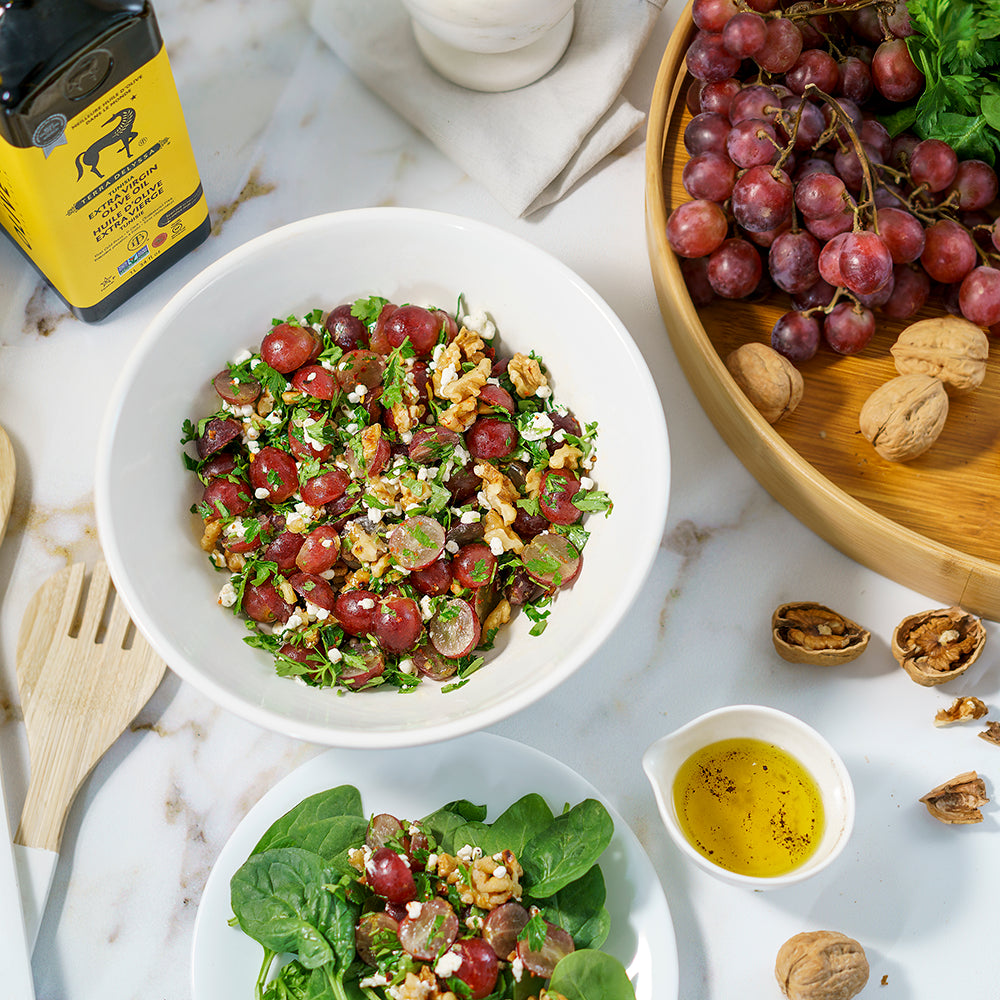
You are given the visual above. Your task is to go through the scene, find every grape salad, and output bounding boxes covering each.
[181,296,610,693]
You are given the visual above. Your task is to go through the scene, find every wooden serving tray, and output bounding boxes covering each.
[645,6,1000,620]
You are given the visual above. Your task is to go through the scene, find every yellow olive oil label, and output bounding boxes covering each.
[0,45,207,311]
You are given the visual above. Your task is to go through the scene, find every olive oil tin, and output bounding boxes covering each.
[0,0,211,322]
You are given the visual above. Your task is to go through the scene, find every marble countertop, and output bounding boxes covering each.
[0,1,994,997]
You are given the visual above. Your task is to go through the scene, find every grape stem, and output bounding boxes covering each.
[802,85,881,234]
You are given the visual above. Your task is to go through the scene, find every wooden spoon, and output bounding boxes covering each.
[0,425,37,999]
[13,559,166,949]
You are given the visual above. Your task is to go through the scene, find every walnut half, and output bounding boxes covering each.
[775,930,869,1000]
[919,771,989,824]
[892,607,986,686]
[771,603,870,666]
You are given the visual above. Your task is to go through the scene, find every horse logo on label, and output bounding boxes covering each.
[75,107,138,180]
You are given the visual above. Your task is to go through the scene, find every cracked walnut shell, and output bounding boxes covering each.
[892,606,985,686]
[725,342,803,424]
[772,603,870,665]
[919,771,989,824]
[890,316,989,395]
[858,373,948,462]
[775,930,869,1000]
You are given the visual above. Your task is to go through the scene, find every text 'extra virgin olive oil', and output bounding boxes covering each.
[0,0,210,322]
[672,737,825,878]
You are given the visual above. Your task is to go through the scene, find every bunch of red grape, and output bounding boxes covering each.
[667,0,1000,363]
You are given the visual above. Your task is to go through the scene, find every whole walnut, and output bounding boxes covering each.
[775,930,869,1000]
[890,316,988,395]
[858,373,948,462]
[726,342,804,424]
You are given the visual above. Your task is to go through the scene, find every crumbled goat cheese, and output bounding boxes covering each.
[520,412,554,441]
[231,348,252,365]
[398,657,416,675]
[406,900,423,919]
[434,949,463,979]
[580,476,594,490]
[460,510,481,524]
[359,597,376,610]
[254,486,270,500]
[489,537,504,556]
[218,582,237,607]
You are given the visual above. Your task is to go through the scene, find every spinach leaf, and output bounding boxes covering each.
[546,949,637,1000]
[230,848,342,969]
[537,864,610,950]
[420,798,488,852]
[451,793,555,857]
[520,799,614,899]
[252,786,366,859]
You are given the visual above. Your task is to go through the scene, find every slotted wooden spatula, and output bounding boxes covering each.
[13,560,166,949]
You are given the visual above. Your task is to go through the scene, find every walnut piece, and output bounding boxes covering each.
[775,930,869,1000]
[933,696,988,727]
[919,771,989,824]
[891,606,986,686]
[979,721,1000,747]
[890,316,989,395]
[858,373,948,462]
[508,352,548,398]
[725,342,803,424]
[771,603,870,666]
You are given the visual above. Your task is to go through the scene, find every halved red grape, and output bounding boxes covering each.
[483,901,530,960]
[196,417,242,459]
[295,525,341,575]
[300,468,351,506]
[201,477,251,519]
[213,370,260,406]
[335,349,385,391]
[428,598,481,659]
[384,305,445,356]
[412,641,459,680]
[466,417,519,460]
[374,596,424,654]
[521,533,581,588]
[335,589,380,636]
[538,469,583,525]
[324,303,368,351]
[260,323,320,373]
[242,581,293,624]
[249,446,299,503]
[452,543,498,589]
[399,898,458,960]
[366,813,404,850]
[388,515,446,570]
[291,365,339,400]
[409,426,461,464]
[449,938,500,999]
[410,558,454,596]
[339,638,386,689]
[368,847,416,904]
[355,911,399,967]
[264,530,304,572]
[288,572,337,612]
[515,921,575,978]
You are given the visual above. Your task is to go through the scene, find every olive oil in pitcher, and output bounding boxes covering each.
[0,0,211,322]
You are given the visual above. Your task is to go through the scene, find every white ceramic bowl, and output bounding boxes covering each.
[96,208,669,748]
[642,705,855,890]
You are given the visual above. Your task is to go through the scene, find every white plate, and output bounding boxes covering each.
[192,732,678,1000]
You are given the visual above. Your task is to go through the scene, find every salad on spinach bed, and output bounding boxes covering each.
[229,784,638,1000]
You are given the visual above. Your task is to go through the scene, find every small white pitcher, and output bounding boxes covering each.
[642,704,856,890]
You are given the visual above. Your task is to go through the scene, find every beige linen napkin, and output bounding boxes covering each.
[309,0,666,216]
